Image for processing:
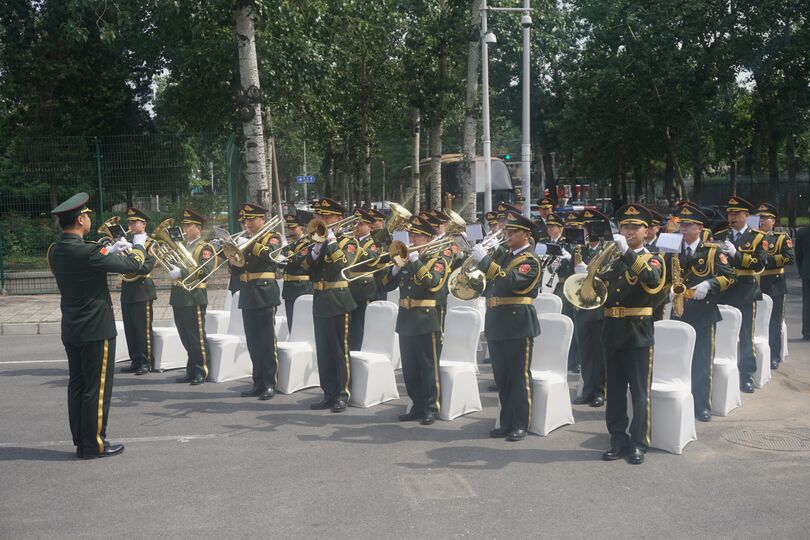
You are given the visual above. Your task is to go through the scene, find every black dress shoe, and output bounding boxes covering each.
[627,446,645,465]
[121,363,138,373]
[696,409,711,422]
[602,445,626,461]
[420,413,436,425]
[310,398,334,410]
[189,377,205,386]
[259,387,275,401]
[573,394,592,405]
[135,366,149,375]
[175,375,192,383]
[399,410,422,422]
[331,400,347,413]
[489,426,511,438]
[770,360,779,370]
[740,380,755,393]
[241,386,263,397]
[590,395,605,408]
[487,384,499,392]
[80,443,125,460]
[506,429,527,441]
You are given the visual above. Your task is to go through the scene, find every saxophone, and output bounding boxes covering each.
[670,255,694,317]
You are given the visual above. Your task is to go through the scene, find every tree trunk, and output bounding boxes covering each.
[428,0,448,211]
[234,1,269,207]
[787,135,797,228]
[362,113,371,207]
[767,123,780,210]
[410,107,421,213]
[692,158,703,204]
[664,154,674,202]
[461,0,483,222]
[729,147,737,196]
[633,161,643,202]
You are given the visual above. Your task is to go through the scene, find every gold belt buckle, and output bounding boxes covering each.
[612,307,625,318]
[403,298,413,309]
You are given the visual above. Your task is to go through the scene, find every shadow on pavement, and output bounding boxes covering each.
[0,447,76,462]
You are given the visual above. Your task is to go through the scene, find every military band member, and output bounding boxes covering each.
[600,204,665,465]
[297,197,358,412]
[119,207,157,375]
[473,211,542,441]
[513,191,526,213]
[667,205,735,421]
[234,203,282,400]
[48,192,147,459]
[280,213,313,331]
[370,208,391,301]
[432,210,461,333]
[756,203,795,369]
[226,216,247,296]
[169,209,217,385]
[381,216,449,425]
[713,196,768,393]
[347,208,383,350]
[485,211,499,234]
[571,210,610,407]
[644,209,663,252]
[533,196,554,242]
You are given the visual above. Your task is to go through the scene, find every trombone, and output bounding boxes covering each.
[300,214,360,249]
[179,215,283,290]
[340,235,458,282]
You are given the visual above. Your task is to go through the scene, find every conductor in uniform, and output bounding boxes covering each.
[169,209,217,385]
[280,212,313,332]
[667,204,735,421]
[600,204,665,464]
[48,193,147,459]
[756,203,794,369]
[472,210,542,441]
[295,197,359,413]
[713,197,768,393]
[119,207,157,375]
[235,203,282,400]
[381,215,449,425]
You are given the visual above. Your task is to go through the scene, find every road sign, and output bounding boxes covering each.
[296,175,316,184]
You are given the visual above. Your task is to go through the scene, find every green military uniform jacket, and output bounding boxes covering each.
[599,248,665,350]
[48,233,147,342]
[477,244,542,340]
[281,236,313,300]
[297,234,359,318]
[435,241,460,307]
[120,238,157,304]
[237,231,282,310]
[546,235,572,296]
[371,228,391,250]
[533,219,549,244]
[169,238,217,307]
[348,234,382,303]
[760,231,795,298]
[381,253,449,336]
[714,226,768,305]
[667,242,736,327]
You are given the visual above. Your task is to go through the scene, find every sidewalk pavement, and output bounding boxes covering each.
[0,288,229,335]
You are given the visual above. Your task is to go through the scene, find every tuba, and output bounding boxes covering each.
[563,241,620,310]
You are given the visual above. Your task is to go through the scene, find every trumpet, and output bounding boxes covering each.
[563,241,620,310]
[447,230,505,300]
[340,235,458,282]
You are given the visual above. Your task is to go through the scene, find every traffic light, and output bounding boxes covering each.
[499,153,512,161]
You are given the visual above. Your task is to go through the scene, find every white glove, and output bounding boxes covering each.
[560,248,572,261]
[535,243,548,257]
[574,262,587,274]
[408,250,420,263]
[281,235,289,247]
[723,240,737,258]
[312,232,326,244]
[274,254,288,264]
[326,228,337,243]
[393,255,408,267]
[235,235,250,246]
[692,280,710,300]
[132,233,147,247]
[550,259,561,273]
[668,290,676,302]
[107,238,132,254]
[311,243,322,260]
[613,233,629,253]
[392,265,402,276]
[471,244,488,263]
[168,266,182,280]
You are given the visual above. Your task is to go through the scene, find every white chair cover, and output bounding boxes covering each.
[205,292,251,382]
[781,320,788,363]
[753,294,773,388]
[533,293,562,315]
[713,305,743,416]
[206,291,240,337]
[438,308,482,420]
[648,320,696,454]
[528,313,574,436]
[114,321,130,363]
[276,295,319,394]
[349,301,399,407]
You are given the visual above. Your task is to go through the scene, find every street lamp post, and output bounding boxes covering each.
[480,0,493,214]
[520,1,531,218]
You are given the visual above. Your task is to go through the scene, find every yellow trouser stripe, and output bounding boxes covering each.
[343,313,351,399]
[146,302,152,369]
[196,306,208,378]
[96,339,110,454]
[273,306,279,387]
[432,333,441,413]
[709,325,715,403]
[646,346,653,446]
[524,337,532,426]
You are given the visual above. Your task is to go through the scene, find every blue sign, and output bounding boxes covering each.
[296,175,316,184]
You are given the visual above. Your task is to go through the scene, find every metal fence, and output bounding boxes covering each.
[1,133,242,294]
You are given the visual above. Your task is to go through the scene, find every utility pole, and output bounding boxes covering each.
[520,0,531,217]
[480,0,493,213]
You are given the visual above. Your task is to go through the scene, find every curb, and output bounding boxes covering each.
[1,319,174,336]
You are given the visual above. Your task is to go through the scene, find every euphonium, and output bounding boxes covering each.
[447,230,504,301]
[385,202,412,234]
[563,241,620,310]
[148,218,197,274]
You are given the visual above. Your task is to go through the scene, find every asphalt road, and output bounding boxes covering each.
[1,288,809,539]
